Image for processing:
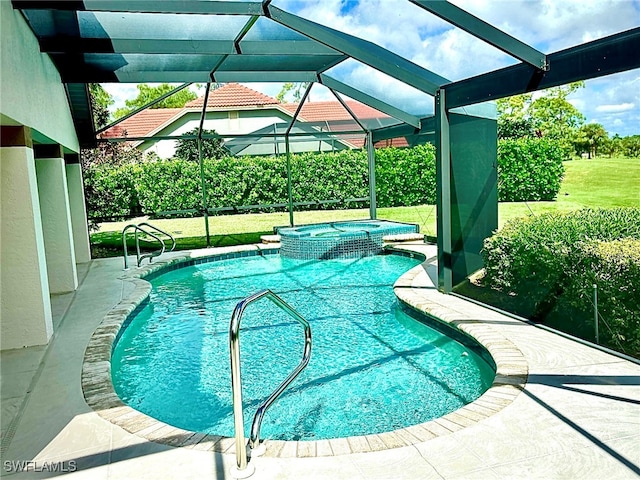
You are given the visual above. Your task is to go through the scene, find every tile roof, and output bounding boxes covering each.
[101,108,183,139]
[282,100,408,148]
[281,100,389,122]
[101,85,408,148]
[185,83,279,108]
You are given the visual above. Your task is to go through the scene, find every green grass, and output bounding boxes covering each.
[92,156,639,257]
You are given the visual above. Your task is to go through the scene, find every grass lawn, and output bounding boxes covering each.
[92,156,639,257]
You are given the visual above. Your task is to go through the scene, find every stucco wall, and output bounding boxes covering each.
[1,147,54,349]
[141,109,292,158]
[0,1,79,152]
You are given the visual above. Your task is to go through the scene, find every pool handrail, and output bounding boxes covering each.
[137,222,176,253]
[229,289,312,475]
[121,222,175,269]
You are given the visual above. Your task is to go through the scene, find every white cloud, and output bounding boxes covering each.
[596,103,636,113]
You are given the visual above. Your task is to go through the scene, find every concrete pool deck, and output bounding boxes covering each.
[1,243,639,479]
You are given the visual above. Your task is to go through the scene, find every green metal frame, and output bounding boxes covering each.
[12,0,640,295]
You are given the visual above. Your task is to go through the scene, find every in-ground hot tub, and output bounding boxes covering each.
[277,220,419,259]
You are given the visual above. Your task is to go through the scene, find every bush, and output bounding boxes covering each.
[375,144,436,206]
[497,138,565,201]
[135,159,202,213]
[83,139,561,220]
[174,128,228,162]
[83,163,142,221]
[482,208,640,356]
[558,239,640,356]
[84,146,440,219]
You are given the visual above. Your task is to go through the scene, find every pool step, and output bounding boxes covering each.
[382,233,424,243]
[261,234,281,244]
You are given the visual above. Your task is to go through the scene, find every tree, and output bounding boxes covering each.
[114,84,197,118]
[621,135,640,158]
[276,82,307,103]
[573,123,608,158]
[496,82,586,158]
[84,84,143,231]
[89,84,113,129]
[498,117,536,140]
[528,82,586,141]
[496,93,533,122]
[174,128,228,161]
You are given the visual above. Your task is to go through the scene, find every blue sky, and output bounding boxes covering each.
[104,0,640,136]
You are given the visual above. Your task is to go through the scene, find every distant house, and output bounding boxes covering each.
[103,83,406,158]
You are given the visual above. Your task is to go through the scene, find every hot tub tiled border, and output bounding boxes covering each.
[82,243,528,458]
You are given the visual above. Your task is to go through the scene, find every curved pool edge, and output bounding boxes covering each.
[81,243,528,459]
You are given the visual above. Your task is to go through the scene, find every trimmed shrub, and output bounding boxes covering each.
[83,163,141,221]
[83,139,561,220]
[482,208,640,356]
[293,150,368,209]
[375,144,437,207]
[135,159,202,213]
[497,138,565,201]
[557,239,640,356]
[84,146,439,219]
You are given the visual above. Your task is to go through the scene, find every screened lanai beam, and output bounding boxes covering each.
[319,74,421,129]
[214,71,318,82]
[198,82,213,246]
[266,5,450,95]
[284,82,313,226]
[445,27,640,110]
[327,88,367,132]
[13,1,265,15]
[410,0,548,70]
[40,38,237,55]
[40,38,342,56]
[371,116,436,143]
[96,82,192,134]
[234,16,260,54]
[285,83,313,137]
[100,130,369,143]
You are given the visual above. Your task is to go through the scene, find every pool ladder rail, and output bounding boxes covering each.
[121,222,176,269]
[229,289,312,478]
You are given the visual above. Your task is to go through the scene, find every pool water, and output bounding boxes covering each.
[111,253,494,441]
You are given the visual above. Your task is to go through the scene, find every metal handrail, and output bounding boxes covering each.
[121,223,175,269]
[229,289,312,475]
[137,222,176,253]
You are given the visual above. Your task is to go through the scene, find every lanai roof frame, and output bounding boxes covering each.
[12,0,640,294]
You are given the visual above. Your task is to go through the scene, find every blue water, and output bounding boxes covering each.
[111,253,494,441]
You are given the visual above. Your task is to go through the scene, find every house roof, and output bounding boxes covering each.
[282,100,389,122]
[101,108,183,139]
[101,84,409,148]
[185,83,279,108]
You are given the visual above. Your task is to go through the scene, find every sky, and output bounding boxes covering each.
[103,0,640,137]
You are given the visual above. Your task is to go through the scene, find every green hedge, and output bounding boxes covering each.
[482,208,640,356]
[83,163,142,220]
[84,139,563,219]
[497,138,564,201]
[558,239,640,356]
[84,145,437,218]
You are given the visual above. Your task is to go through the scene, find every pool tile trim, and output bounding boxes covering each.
[82,243,528,458]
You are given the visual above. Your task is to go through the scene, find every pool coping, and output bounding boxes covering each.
[81,243,528,459]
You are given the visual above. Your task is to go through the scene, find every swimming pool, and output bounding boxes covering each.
[111,252,494,441]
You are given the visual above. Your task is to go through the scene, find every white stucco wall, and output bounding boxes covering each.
[65,164,92,263]
[0,1,79,152]
[142,110,291,158]
[1,147,53,349]
[35,159,78,293]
